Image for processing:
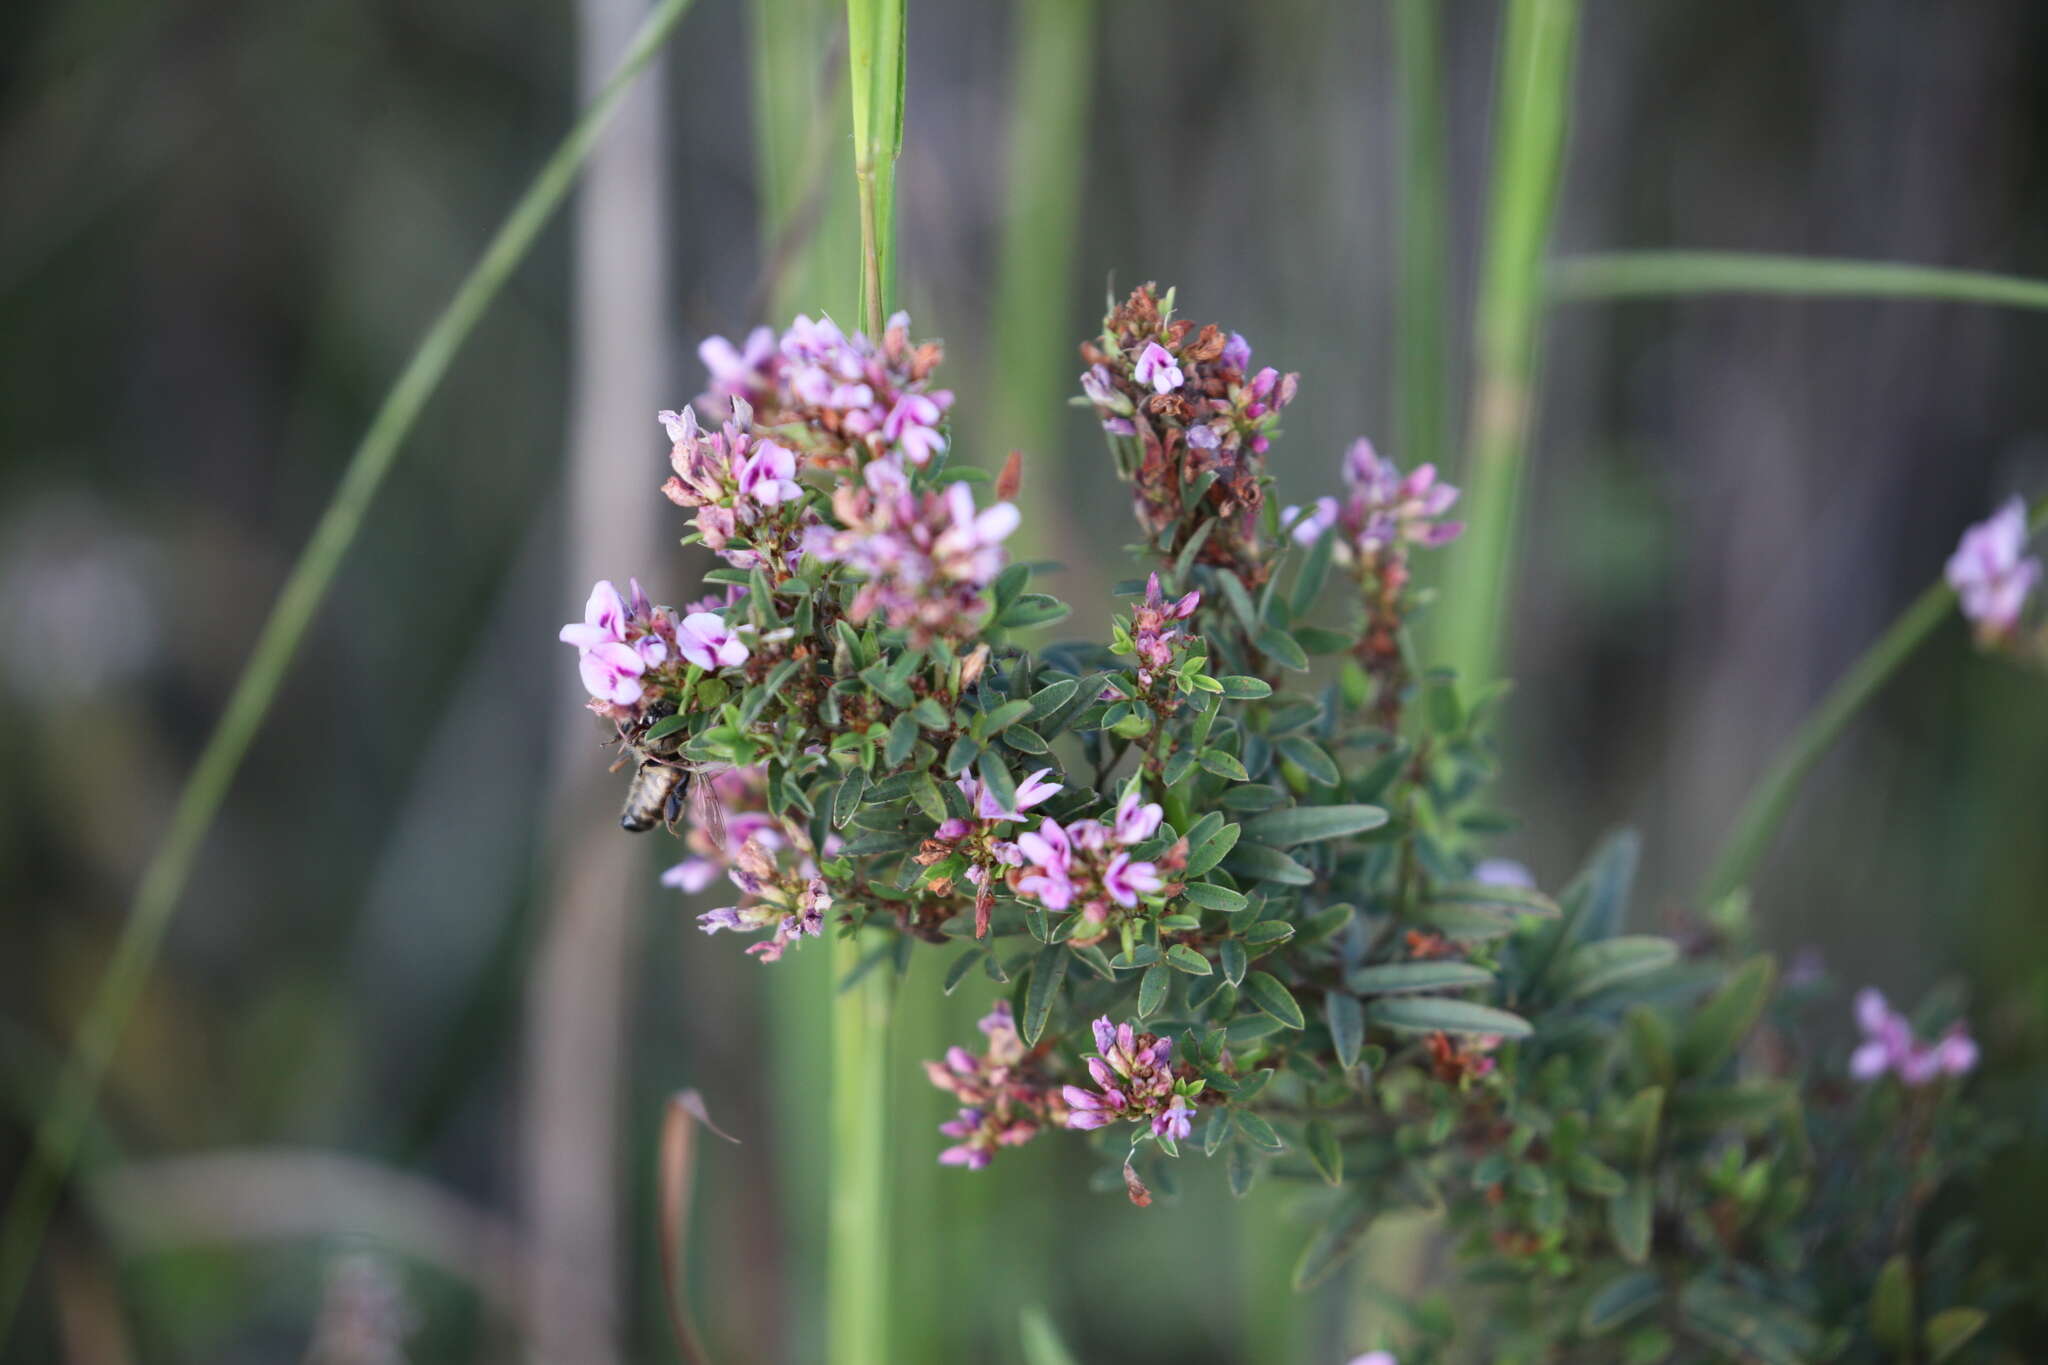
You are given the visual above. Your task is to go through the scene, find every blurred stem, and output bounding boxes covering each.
[828,933,895,1365]
[987,0,1094,543]
[1550,250,2048,310]
[1700,497,2048,907]
[0,0,698,1344]
[846,0,904,335]
[831,6,904,1363]
[1433,0,1579,692]
[1393,0,1449,473]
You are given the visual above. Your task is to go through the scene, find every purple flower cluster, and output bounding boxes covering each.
[1129,572,1200,688]
[694,835,833,963]
[659,400,816,571]
[695,311,954,482]
[558,578,750,716]
[1062,1017,1200,1143]
[659,765,795,894]
[1946,497,2039,641]
[1284,437,1463,562]
[924,1001,1059,1170]
[1850,989,1977,1086]
[806,481,1020,642]
[1008,792,1177,945]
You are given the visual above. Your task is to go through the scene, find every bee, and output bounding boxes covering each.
[620,757,688,833]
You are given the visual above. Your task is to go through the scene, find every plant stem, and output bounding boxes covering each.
[1698,498,2048,906]
[0,0,699,1344]
[830,5,904,1363]
[1549,250,2048,311]
[1392,0,1449,474]
[828,931,895,1365]
[1433,0,1580,692]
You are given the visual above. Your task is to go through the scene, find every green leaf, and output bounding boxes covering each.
[1225,843,1315,886]
[1004,724,1049,754]
[1023,677,1078,721]
[1242,921,1294,949]
[1291,1193,1374,1290]
[1411,903,1523,941]
[643,712,692,741]
[832,769,868,829]
[1304,1119,1343,1185]
[1870,1254,1914,1352]
[1291,625,1355,654]
[942,950,983,996]
[884,712,920,767]
[1609,1177,1652,1264]
[1226,1140,1256,1198]
[1623,1005,1675,1090]
[1182,881,1248,913]
[1431,880,1562,918]
[1217,569,1259,632]
[1244,972,1306,1029]
[1274,735,1339,786]
[1255,624,1310,672]
[1581,1271,1663,1336]
[1022,945,1067,1045]
[1676,954,1776,1077]
[1326,991,1364,1069]
[1240,803,1389,846]
[1344,961,1495,995]
[1669,1081,1792,1135]
[1136,962,1169,1017]
[1017,1305,1080,1365]
[977,750,1018,813]
[1426,678,1463,734]
[1564,935,1680,999]
[1291,525,1336,616]
[1219,940,1248,987]
[1568,1152,1626,1198]
[1235,1109,1284,1151]
[998,593,1071,629]
[1184,823,1242,878]
[1614,1086,1664,1169]
[980,699,1034,735]
[1366,997,1531,1038]
[944,734,980,775]
[1197,748,1249,781]
[1215,675,1273,700]
[1924,1307,1989,1363]
[1165,944,1213,976]
[1677,1279,1821,1365]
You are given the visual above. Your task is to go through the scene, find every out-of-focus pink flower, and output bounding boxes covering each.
[674,612,750,670]
[1474,857,1534,888]
[1946,497,2039,639]
[1850,988,1976,1087]
[1345,1353,1398,1365]
[1282,497,1341,546]
[1114,790,1163,844]
[736,440,801,507]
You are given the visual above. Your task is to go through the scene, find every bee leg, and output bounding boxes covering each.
[663,780,688,833]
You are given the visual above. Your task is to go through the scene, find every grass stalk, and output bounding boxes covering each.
[0,0,700,1344]
[829,5,905,1362]
[1700,497,2048,906]
[1550,250,2048,311]
[1433,0,1580,692]
[1393,0,1450,473]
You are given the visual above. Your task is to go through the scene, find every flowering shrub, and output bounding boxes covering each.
[565,287,2023,1362]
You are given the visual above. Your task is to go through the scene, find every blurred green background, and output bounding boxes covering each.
[4,1,2046,1361]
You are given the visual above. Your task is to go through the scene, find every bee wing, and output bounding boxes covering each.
[687,768,728,848]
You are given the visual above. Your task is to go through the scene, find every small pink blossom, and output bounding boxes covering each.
[736,440,801,507]
[674,612,750,670]
[1133,341,1184,394]
[1946,496,2039,638]
[1850,988,1976,1087]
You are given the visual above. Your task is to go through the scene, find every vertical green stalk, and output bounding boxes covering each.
[1433,0,1579,690]
[1392,0,1449,474]
[0,0,699,1346]
[831,6,905,1362]
[828,933,895,1365]
[986,0,1095,547]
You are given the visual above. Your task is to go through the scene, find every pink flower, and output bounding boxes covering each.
[1851,988,1977,1086]
[958,768,1061,822]
[1282,497,1341,546]
[1133,341,1184,394]
[1346,1354,1398,1365]
[1114,790,1163,844]
[674,611,750,670]
[559,579,631,651]
[699,326,777,392]
[1946,497,2039,638]
[1103,852,1163,907]
[736,439,801,507]
[883,393,948,465]
[577,641,645,706]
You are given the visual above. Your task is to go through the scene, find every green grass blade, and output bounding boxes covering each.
[1434,0,1581,692]
[1699,498,2048,907]
[0,0,701,1343]
[832,6,906,1363]
[1551,250,2048,311]
[1393,0,1450,473]
[987,0,1095,549]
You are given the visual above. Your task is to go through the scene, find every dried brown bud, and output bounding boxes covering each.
[995,449,1024,502]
